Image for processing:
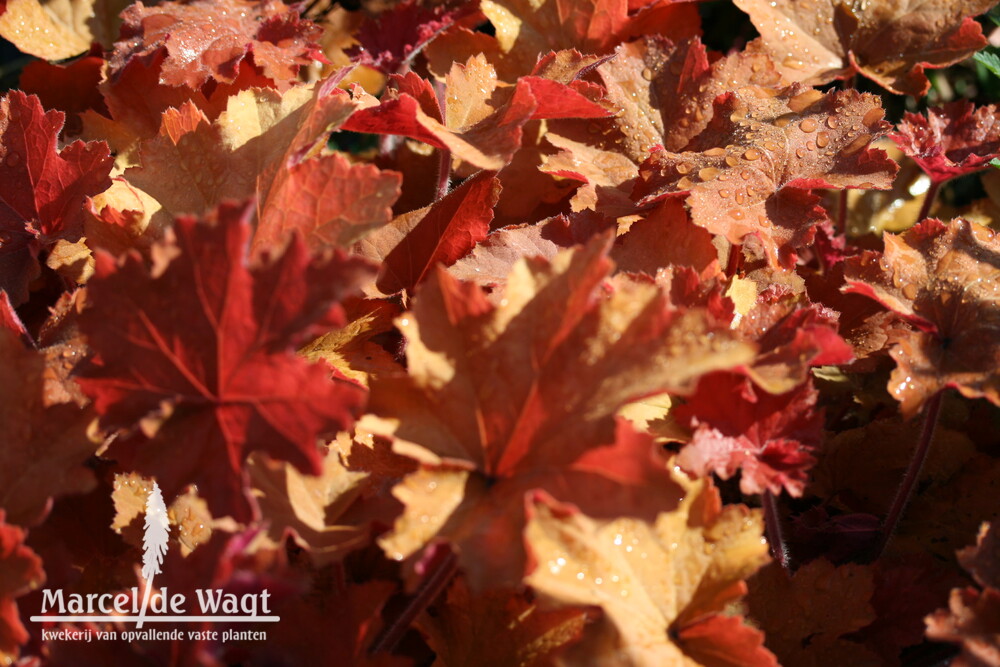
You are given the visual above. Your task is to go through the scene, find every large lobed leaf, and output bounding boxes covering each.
[636,84,898,268]
[370,239,757,588]
[844,218,1000,417]
[734,0,997,96]
[76,201,375,520]
[524,472,775,666]
[0,91,112,305]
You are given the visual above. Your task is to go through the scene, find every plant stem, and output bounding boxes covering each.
[436,147,452,200]
[870,390,943,561]
[433,80,451,200]
[370,549,458,655]
[916,180,942,225]
[763,491,789,570]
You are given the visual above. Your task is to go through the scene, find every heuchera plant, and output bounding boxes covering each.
[1,0,1000,664]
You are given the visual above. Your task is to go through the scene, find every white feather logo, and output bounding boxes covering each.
[137,482,169,628]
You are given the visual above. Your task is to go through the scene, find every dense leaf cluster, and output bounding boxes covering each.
[1,0,1000,664]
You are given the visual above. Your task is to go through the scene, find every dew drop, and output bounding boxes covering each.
[677,176,694,189]
[733,210,745,219]
[698,167,720,181]
[719,189,732,198]
[799,118,818,132]
[816,131,831,148]
[725,155,739,167]
[741,169,752,180]
[788,89,824,112]
[796,147,806,158]
[744,148,762,161]
[735,191,746,204]
[704,147,726,157]
[903,284,918,299]
[862,108,885,126]
[642,67,654,81]
[842,133,872,156]
[676,162,693,174]
[826,116,840,129]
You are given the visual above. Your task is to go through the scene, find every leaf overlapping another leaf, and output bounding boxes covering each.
[369,239,757,588]
[844,218,1000,417]
[734,0,997,95]
[635,84,898,267]
[76,201,375,520]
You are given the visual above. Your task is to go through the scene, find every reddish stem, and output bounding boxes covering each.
[870,390,943,561]
[916,180,942,225]
[433,79,451,200]
[370,549,458,655]
[436,147,452,200]
[763,491,789,570]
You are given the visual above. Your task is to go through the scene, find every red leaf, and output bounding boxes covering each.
[76,201,375,520]
[0,290,27,344]
[738,287,854,394]
[0,511,44,662]
[356,171,501,294]
[351,0,474,74]
[342,58,611,170]
[110,0,324,90]
[675,614,779,667]
[254,152,403,252]
[371,240,756,588]
[17,49,107,137]
[843,218,1000,417]
[676,372,822,496]
[635,85,898,268]
[0,91,112,305]
[892,101,1000,185]
[735,0,994,96]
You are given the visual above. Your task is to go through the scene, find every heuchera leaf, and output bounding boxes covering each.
[747,559,880,666]
[523,474,775,667]
[247,446,370,565]
[416,575,588,666]
[75,201,375,520]
[892,100,1000,184]
[843,218,1000,417]
[110,0,325,90]
[568,36,782,163]
[370,239,757,588]
[0,0,91,60]
[474,0,702,77]
[734,0,996,96]
[355,170,501,295]
[0,510,44,663]
[635,84,898,268]
[351,0,472,74]
[960,522,1000,590]
[0,91,113,305]
[676,372,823,497]
[342,56,611,171]
[122,81,402,252]
[927,523,1000,667]
[18,50,107,137]
[736,287,854,394]
[0,328,96,527]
